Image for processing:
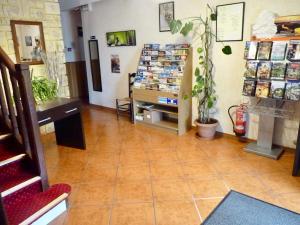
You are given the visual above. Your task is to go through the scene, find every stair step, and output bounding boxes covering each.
[6,184,71,225]
[1,176,41,197]
[0,153,26,167]
[0,138,24,164]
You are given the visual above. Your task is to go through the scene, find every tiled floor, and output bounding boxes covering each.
[43,105,300,225]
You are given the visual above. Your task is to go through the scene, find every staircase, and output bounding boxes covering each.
[0,47,71,224]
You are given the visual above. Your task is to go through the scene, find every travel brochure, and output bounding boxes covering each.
[242,40,300,100]
[134,43,190,93]
[257,62,272,79]
[257,42,272,60]
[243,40,299,61]
[243,79,300,100]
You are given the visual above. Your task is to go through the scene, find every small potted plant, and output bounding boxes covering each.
[170,5,232,139]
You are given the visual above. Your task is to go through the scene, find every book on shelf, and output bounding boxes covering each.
[271,63,286,80]
[286,63,300,80]
[243,80,256,96]
[244,61,258,78]
[255,81,270,98]
[257,62,272,79]
[271,42,287,60]
[270,81,286,99]
[285,81,300,101]
[287,40,300,61]
[244,41,258,60]
[257,42,272,60]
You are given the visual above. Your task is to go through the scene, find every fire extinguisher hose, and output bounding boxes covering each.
[228,105,239,133]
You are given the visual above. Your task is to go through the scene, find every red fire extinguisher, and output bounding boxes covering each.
[228,104,248,137]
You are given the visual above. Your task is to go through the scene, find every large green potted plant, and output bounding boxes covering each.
[170,5,232,139]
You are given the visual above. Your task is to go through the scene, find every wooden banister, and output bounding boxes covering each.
[0,47,15,74]
[15,64,48,189]
[0,47,48,189]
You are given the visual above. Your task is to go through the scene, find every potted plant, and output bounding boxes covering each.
[170,5,232,139]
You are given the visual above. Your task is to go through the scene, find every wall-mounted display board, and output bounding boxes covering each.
[216,2,245,42]
[242,39,300,159]
[132,43,192,135]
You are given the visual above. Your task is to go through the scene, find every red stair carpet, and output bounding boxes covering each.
[0,137,71,225]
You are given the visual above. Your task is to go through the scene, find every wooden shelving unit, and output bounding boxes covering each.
[133,44,192,135]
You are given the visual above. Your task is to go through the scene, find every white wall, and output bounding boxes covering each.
[81,0,300,148]
[61,10,85,62]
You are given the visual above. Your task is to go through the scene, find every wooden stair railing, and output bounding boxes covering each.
[0,47,49,225]
[0,47,49,224]
[0,47,48,187]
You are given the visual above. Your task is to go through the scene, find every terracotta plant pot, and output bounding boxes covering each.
[195,118,218,139]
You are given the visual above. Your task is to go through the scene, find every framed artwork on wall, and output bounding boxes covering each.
[111,54,120,73]
[159,1,174,32]
[216,2,245,42]
[106,30,136,47]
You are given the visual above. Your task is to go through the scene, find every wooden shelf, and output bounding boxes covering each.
[133,45,192,135]
[137,104,178,115]
[251,36,300,41]
[136,120,178,131]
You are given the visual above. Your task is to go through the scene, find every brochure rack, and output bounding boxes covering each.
[243,38,300,159]
[132,44,192,135]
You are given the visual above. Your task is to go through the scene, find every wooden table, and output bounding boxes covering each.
[293,124,300,176]
[36,98,86,150]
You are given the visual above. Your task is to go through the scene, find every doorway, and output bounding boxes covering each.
[61,9,89,102]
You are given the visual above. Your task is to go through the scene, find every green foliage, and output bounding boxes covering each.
[170,5,232,124]
[180,22,193,36]
[210,13,217,21]
[31,76,57,103]
[222,45,232,55]
[170,20,182,34]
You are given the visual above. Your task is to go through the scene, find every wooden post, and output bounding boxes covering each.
[0,197,8,225]
[15,64,49,190]
[293,123,300,176]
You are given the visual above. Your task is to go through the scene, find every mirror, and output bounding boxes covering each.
[10,20,46,65]
[88,40,102,92]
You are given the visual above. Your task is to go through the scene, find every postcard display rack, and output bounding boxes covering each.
[243,39,300,159]
[132,44,192,135]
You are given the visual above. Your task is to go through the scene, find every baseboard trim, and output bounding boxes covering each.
[87,103,117,113]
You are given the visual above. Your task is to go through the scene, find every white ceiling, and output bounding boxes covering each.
[59,0,104,11]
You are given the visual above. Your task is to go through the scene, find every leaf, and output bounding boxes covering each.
[210,13,217,21]
[183,94,189,100]
[180,22,193,36]
[222,45,232,55]
[195,67,200,76]
[170,20,182,34]
[197,48,203,54]
[207,98,214,109]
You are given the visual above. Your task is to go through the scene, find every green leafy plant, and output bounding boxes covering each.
[170,5,232,124]
[31,76,57,103]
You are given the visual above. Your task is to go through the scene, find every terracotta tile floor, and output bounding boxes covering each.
[44,106,300,225]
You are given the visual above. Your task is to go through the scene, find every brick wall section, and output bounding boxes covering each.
[0,0,69,133]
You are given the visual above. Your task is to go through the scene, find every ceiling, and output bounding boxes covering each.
[59,0,104,11]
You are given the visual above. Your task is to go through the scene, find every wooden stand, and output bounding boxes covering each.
[133,48,192,135]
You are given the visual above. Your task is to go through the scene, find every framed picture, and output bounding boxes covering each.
[111,54,120,73]
[159,1,174,32]
[10,20,46,65]
[216,2,245,42]
[106,30,136,47]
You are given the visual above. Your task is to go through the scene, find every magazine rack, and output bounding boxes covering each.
[243,38,300,159]
[132,44,192,135]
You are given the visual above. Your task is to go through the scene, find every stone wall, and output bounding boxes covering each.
[0,0,69,133]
